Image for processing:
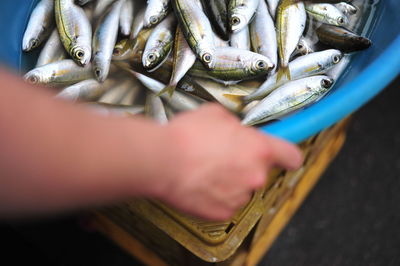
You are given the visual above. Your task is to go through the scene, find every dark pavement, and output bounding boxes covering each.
[1,76,400,266]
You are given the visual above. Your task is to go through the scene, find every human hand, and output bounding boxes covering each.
[154,104,303,221]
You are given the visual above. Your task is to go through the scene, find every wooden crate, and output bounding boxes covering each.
[93,118,350,266]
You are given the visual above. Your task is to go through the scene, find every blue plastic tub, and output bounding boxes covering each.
[1,0,399,143]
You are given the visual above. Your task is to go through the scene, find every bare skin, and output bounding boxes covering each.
[0,69,302,221]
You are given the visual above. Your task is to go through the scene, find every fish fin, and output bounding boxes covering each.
[223,94,245,112]
[157,84,176,98]
[276,66,291,83]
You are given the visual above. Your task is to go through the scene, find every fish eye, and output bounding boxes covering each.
[333,55,341,64]
[231,16,241,26]
[256,60,267,69]
[30,39,38,48]
[75,50,85,59]
[94,68,101,78]
[147,53,157,62]
[28,75,38,84]
[202,53,212,63]
[297,43,304,50]
[338,17,345,25]
[321,79,333,88]
[150,16,159,25]
[113,48,121,56]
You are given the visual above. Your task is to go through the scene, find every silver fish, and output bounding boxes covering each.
[192,77,257,112]
[23,0,54,52]
[266,0,279,19]
[305,3,348,26]
[55,0,92,66]
[335,2,357,16]
[93,0,124,82]
[172,0,216,69]
[131,71,200,111]
[36,29,67,67]
[250,0,277,73]
[142,14,176,71]
[120,0,134,36]
[98,79,134,104]
[56,78,116,102]
[190,47,274,84]
[87,103,144,117]
[158,27,197,97]
[120,78,144,105]
[24,59,93,86]
[244,49,342,103]
[230,25,251,50]
[327,54,351,81]
[93,0,115,19]
[131,7,146,39]
[146,93,169,124]
[276,0,306,81]
[214,34,230,48]
[120,87,141,105]
[292,36,316,58]
[228,0,260,33]
[144,0,170,28]
[242,75,334,126]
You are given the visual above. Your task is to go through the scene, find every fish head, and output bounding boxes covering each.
[229,14,247,33]
[296,39,314,56]
[113,39,129,56]
[93,57,109,83]
[199,50,216,70]
[22,38,40,52]
[251,55,275,75]
[314,49,343,72]
[24,70,44,85]
[71,45,91,66]
[113,39,135,61]
[144,15,160,28]
[142,50,161,70]
[320,77,334,92]
[357,37,372,49]
[331,50,343,65]
[347,6,358,15]
[339,3,358,15]
[143,1,169,28]
[335,15,349,27]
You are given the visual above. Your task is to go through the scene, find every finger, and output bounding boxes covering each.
[248,171,268,190]
[235,192,253,208]
[255,132,303,170]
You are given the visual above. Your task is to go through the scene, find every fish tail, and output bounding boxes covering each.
[157,84,176,97]
[223,94,245,112]
[276,66,291,82]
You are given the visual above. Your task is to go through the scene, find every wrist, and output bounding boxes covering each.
[118,118,175,199]
[137,123,184,201]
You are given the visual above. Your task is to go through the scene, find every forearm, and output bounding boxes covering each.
[0,69,166,217]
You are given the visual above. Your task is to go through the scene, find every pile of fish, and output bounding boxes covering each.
[22,0,373,126]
